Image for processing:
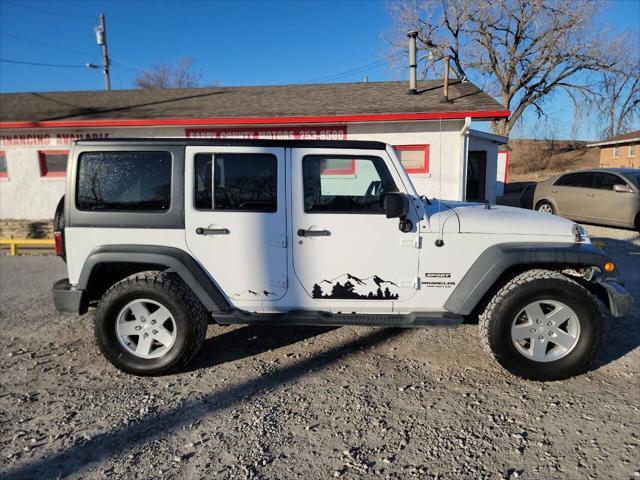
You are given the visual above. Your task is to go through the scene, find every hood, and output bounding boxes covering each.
[437,200,577,236]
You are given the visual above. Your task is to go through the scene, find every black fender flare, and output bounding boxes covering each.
[78,245,230,313]
[444,242,614,316]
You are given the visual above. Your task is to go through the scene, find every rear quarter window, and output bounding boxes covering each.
[76,151,172,211]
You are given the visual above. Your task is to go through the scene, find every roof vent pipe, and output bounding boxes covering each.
[443,56,450,103]
[407,30,418,95]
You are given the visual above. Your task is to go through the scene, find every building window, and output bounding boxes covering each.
[0,151,7,178]
[39,150,69,177]
[630,144,636,157]
[612,146,620,158]
[319,158,356,175]
[76,151,172,211]
[394,145,430,174]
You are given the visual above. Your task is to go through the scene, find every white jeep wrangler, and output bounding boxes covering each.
[52,138,632,380]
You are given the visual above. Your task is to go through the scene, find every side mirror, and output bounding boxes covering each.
[384,192,409,219]
[613,184,633,193]
[384,192,413,232]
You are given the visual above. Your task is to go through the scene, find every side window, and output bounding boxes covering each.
[0,151,7,178]
[39,150,68,177]
[194,153,277,212]
[76,151,172,211]
[554,172,594,188]
[593,173,627,190]
[303,155,398,213]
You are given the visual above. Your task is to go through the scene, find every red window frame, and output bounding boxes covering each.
[38,150,69,177]
[320,158,356,175]
[0,150,7,178]
[394,145,430,174]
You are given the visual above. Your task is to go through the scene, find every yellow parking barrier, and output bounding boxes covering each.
[0,238,55,256]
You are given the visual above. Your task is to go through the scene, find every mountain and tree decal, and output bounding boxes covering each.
[234,289,277,298]
[312,273,399,300]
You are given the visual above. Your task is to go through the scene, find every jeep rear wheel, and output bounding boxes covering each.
[479,269,604,381]
[94,271,208,375]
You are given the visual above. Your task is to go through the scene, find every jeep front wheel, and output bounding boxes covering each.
[94,271,208,375]
[479,269,604,381]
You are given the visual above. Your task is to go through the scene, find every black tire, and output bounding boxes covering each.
[535,201,554,215]
[479,269,604,381]
[94,271,208,376]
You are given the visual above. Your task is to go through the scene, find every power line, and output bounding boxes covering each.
[1,32,96,59]
[298,53,401,84]
[0,58,94,68]
[3,0,96,20]
[1,31,147,74]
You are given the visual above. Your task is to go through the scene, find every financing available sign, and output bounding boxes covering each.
[185,125,347,140]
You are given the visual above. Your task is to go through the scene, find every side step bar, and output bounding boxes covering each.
[213,309,463,328]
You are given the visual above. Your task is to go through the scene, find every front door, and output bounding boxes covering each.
[589,172,635,224]
[291,148,420,313]
[184,146,288,303]
[466,151,487,201]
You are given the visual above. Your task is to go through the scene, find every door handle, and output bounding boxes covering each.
[587,193,595,197]
[297,228,331,237]
[196,227,230,235]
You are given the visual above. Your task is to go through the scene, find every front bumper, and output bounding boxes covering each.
[596,277,633,318]
[52,278,88,314]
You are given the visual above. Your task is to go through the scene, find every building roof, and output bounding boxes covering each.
[586,130,640,148]
[0,80,508,129]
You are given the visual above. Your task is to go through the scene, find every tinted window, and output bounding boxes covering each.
[303,155,398,213]
[555,172,594,188]
[77,151,172,211]
[194,153,277,212]
[593,173,627,190]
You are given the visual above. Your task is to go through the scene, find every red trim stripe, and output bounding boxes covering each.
[0,110,510,130]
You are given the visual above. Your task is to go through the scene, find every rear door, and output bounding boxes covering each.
[551,172,594,220]
[290,148,420,313]
[184,146,288,303]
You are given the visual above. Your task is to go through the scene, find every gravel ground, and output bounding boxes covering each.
[1,225,638,480]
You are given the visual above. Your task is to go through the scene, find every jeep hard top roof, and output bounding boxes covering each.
[74,138,387,150]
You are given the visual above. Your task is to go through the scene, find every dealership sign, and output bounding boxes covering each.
[0,132,110,147]
[185,125,347,140]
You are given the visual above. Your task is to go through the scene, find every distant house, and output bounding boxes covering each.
[587,130,640,168]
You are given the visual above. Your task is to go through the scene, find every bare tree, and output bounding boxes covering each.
[593,65,640,138]
[386,0,624,136]
[135,57,202,89]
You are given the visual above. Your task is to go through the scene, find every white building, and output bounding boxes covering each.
[0,80,508,222]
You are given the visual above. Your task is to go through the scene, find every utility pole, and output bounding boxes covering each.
[95,14,111,90]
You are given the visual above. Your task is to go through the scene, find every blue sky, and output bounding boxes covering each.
[0,0,638,139]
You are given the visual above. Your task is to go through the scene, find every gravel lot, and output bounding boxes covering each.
[1,225,638,480]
